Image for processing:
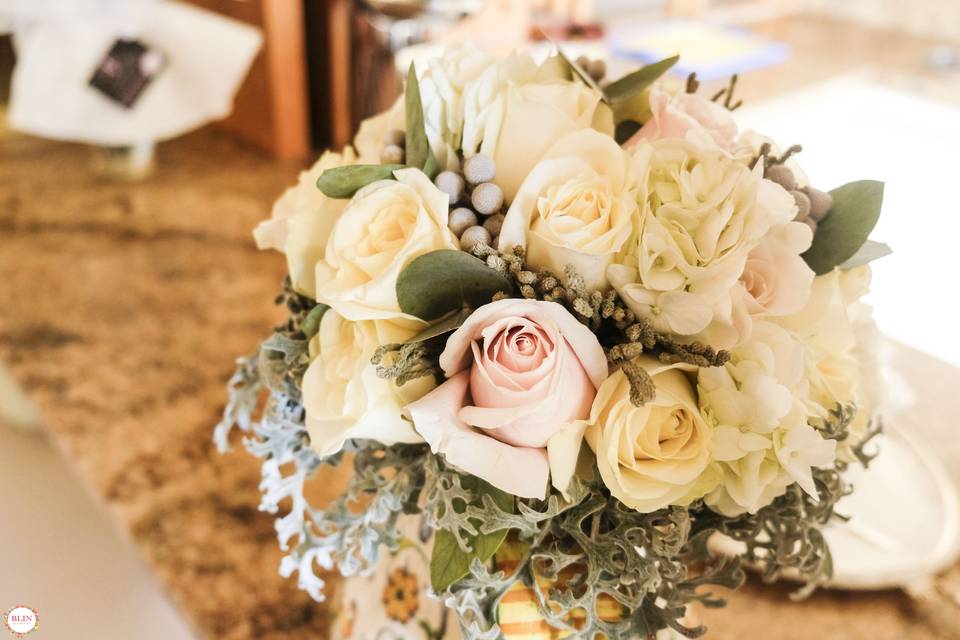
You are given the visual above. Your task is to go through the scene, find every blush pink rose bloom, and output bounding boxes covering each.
[624,85,740,153]
[740,222,815,317]
[404,299,608,498]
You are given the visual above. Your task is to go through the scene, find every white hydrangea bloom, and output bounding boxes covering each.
[699,321,837,516]
[610,138,800,350]
[776,266,880,458]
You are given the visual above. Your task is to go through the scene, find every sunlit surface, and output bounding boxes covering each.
[0,424,196,640]
[739,75,960,366]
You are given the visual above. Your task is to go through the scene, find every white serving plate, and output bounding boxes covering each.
[713,418,960,590]
[823,419,960,589]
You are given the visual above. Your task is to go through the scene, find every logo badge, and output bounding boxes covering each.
[3,606,39,637]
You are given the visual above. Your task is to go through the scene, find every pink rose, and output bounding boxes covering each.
[740,222,815,317]
[404,299,608,498]
[625,85,740,153]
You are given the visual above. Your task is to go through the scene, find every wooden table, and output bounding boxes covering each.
[2,12,959,640]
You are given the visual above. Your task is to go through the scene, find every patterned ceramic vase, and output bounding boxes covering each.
[331,517,458,640]
[331,528,685,640]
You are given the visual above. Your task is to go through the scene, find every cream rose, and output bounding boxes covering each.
[577,357,715,512]
[498,129,642,291]
[404,299,608,499]
[302,310,433,457]
[460,51,562,159]
[314,168,459,322]
[253,148,357,297]
[608,138,797,347]
[353,98,405,164]
[460,53,612,203]
[419,44,498,168]
[624,85,741,153]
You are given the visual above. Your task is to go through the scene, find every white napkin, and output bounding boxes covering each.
[5,0,262,145]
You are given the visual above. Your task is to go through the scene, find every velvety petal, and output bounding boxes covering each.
[304,363,423,457]
[404,371,550,499]
[439,299,607,389]
[547,420,588,499]
[462,342,595,447]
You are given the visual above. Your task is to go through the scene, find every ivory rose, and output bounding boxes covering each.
[624,85,740,153]
[460,52,612,203]
[314,168,459,322]
[353,97,404,164]
[498,129,643,291]
[404,299,608,499]
[302,310,433,457]
[419,44,498,168]
[579,356,716,512]
[608,138,797,348]
[253,148,358,297]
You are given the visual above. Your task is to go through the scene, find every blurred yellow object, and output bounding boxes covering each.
[494,542,627,639]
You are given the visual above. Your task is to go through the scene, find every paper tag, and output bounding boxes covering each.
[89,39,166,109]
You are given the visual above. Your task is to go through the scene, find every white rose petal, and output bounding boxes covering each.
[499,129,640,291]
[315,167,458,322]
[253,148,358,297]
[302,311,432,457]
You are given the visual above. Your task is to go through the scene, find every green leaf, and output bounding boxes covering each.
[839,239,892,270]
[316,164,404,198]
[430,476,513,592]
[405,63,432,171]
[802,180,885,275]
[556,47,604,95]
[430,528,507,593]
[406,307,472,344]
[614,119,643,145]
[422,146,440,180]
[300,303,330,339]
[396,250,514,321]
[604,55,680,104]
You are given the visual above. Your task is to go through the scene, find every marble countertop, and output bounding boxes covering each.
[2,11,960,640]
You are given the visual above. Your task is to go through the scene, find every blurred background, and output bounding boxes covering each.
[1,0,959,638]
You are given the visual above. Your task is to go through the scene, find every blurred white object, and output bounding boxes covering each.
[4,0,261,146]
[824,419,960,589]
[0,425,197,639]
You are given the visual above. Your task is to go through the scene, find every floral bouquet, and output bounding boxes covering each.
[216,45,887,639]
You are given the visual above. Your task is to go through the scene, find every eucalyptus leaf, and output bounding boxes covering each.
[422,146,440,180]
[802,180,885,275]
[316,164,404,198]
[430,475,513,592]
[556,47,604,95]
[406,307,472,344]
[839,239,892,270]
[405,63,431,171]
[300,303,330,339]
[396,250,514,321]
[604,55,680,104]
